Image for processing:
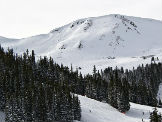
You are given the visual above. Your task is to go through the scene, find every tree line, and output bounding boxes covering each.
[101,61,162,108]
[0,46,81,122]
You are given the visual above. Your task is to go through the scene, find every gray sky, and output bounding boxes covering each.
[0,0,162,38]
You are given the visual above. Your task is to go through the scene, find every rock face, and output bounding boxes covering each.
[0,14,162,74]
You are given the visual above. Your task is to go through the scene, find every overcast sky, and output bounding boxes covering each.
[0,0,162,38]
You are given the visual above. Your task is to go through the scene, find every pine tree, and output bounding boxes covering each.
[150,108,162,122]
[93,65,97,75]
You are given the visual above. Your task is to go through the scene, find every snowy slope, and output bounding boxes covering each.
[79,95,162,122]
[0,14,162,74]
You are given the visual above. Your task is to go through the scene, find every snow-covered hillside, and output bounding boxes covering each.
[79,95,162,122]
[0,14,162,74]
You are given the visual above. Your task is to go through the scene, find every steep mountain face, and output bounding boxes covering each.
[0,14,162,74]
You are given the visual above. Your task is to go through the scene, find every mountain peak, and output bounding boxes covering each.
[0,14,162,74]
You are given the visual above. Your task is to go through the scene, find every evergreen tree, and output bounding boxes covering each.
[150,108,162,122]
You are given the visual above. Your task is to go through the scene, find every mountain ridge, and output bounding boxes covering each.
[0,14,162,74]
[1,14,162,40]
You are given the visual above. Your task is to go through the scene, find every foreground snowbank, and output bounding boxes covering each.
[79,95,162,122]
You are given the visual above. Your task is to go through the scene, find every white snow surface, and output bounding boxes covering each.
[78,95,162,122]
[0,14,162,74]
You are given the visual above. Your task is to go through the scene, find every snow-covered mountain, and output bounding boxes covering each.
[0,14,162,74]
